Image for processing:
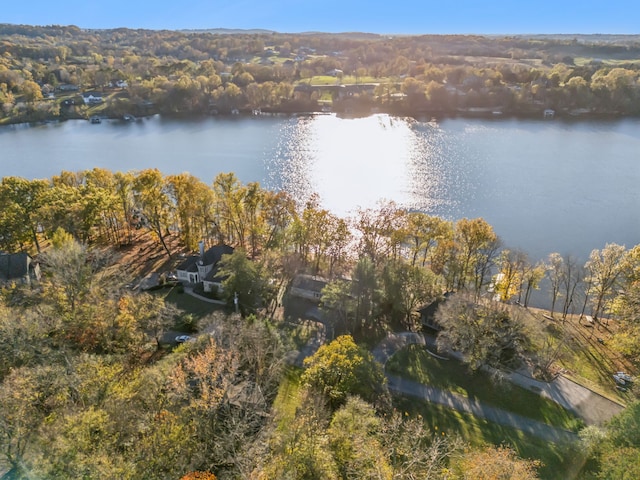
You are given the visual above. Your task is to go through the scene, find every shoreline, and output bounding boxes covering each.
[0,107,635,128]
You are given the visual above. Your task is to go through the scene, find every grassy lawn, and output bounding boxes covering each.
[393,396,585,480]
[270,367,584,479]
[280,319,321,351]
[305,74,386,85]
[159,285,223,320]
[272,367,304,429]
[573,56,640,67]
[524,309,633,404]
[386,344,584,432]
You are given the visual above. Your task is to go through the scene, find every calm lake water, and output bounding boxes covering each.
[1,114,639,262]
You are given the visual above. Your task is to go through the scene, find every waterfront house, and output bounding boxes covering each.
[175,243,234,293]
[0,252,41,286]
[418,292,453,331]
[82,92,104,105]
[289,274,329,303]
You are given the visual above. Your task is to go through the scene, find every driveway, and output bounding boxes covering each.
[374,332,625,426]
[386,373,578,443]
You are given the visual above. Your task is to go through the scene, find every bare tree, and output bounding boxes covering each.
[560,255,584,321]
[546,253,564,318]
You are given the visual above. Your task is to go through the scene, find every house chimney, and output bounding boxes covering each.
[198,240,205,258]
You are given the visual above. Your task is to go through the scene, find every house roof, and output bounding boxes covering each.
[176,255,200,273]
[0,253,31,281]
[176,244,234,274]
[202,244,234,266]
[292,274,328,293]
[204,264,227,283]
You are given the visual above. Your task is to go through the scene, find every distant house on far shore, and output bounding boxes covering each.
[0,252,41,286]
[82,92,104,105]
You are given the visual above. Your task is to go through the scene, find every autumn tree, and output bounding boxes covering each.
[132,168,174,256]
[519,259,546,308]
[83,168,127,245]
[290,193,341,273]
[382,409,463,479]
[610,246,640,365]
[436,293,526,370]
[448,218,500,296]
[0,365,69,477]
[451,445,541,479]
[260,190,296,252]
[353,201,404,267]
[211,172,245,246]
[0,304,53,379]
[134,292,180,350]
[327,396,392,479]
[257,391,338,479]
[40,228,100,316]
[585,243,627,323]
[380,258,441,329]
[167,172,214,251]
[580,401,640,479]
[0,176,49,252]
[20,79,43,102]
[559,254,584,321]
[494,249,527,303]
[302,335,388,410]
[403,212,452,268]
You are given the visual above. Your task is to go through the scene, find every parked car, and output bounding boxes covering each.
[614,372,633,384]
[175,335,193,343]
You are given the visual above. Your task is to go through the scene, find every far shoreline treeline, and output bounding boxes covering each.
[1,24,640,125]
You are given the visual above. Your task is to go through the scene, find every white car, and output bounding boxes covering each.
[175,335,193,343]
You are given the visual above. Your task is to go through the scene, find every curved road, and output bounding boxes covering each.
[372,332,578,442]
[289,319,618,442]
[385,373,577,443]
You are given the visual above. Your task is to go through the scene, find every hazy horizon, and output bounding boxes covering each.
[4,0,638,35]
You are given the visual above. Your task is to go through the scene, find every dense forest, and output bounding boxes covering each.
[1,24,640,123]
[2,168,640,478]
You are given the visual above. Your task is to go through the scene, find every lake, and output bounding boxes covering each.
[1,113,639,263]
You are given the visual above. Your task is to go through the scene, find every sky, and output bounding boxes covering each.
[3,0,639,34]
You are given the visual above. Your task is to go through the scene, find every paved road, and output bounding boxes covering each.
[373,331,624,426]
[373,332,578,442]
[293,328,621,440]
[386,373,578,443]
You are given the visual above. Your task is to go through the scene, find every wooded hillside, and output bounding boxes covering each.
[2,25,640,123]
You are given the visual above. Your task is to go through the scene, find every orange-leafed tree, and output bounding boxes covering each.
[180,472,217,480]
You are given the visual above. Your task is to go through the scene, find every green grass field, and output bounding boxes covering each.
[393,396,585,480]
[386,344,584,432]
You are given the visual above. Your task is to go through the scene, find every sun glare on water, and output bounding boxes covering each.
[271,113,446,217]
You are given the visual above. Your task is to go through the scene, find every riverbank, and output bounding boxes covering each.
[1,102,636,128]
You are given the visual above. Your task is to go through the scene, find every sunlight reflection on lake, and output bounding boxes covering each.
[272,114,415,216]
